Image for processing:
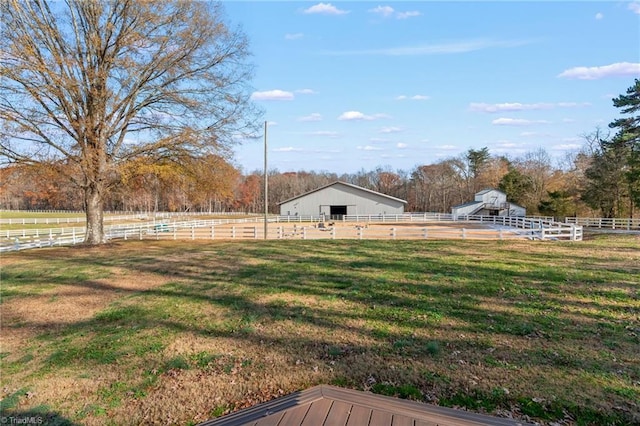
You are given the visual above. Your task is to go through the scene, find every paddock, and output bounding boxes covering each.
[0,213,584,252]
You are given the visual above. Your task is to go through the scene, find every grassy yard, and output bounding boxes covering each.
[1,235,638,425]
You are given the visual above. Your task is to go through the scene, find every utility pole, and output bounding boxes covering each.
[264,121,268,239]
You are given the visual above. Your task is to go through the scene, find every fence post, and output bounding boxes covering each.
[191,226,195,240]
[232,226,236,239]
[499,229,503,240]
[391,227,396,240]
[211,225,215,240]
[331,227,336,239]
[72,228,76,244]
[173,226,177,240]
[423,227,428,239]
[462,228,466,239]
[254,226,257,239]
[139,228,143,240]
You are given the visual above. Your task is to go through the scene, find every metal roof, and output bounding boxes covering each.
[277,181,408,206]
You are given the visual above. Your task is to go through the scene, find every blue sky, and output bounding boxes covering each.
[225,1,640,174]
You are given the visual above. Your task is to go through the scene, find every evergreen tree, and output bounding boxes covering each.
[609,79,640,212]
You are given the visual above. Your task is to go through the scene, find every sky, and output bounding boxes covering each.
[225,1,640,175]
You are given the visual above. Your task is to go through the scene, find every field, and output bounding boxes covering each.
[1,235,639,425]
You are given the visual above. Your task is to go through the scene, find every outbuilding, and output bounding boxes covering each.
[278,181,406,219]
[451,189,526,219]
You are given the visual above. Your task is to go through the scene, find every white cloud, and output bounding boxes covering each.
[285,33,304,40]
[396,94,430,101]
[368,5,420,19]
[357,145,383,151]
[520,131,537,137]
[303,3,349,15]
[250,90,294,101]
[338,111,388,121]
[492,118,551,126]
[324,38,536,56]
[369,5,394,17]
[379,126,403,134]
[298,113,323,122]
[309,131,339,138]
[470,102,589,113]
[273,147,303,152]
[438,144,457,150]
[397,143,408,149]
[562,137,582,143]
[397,11,421,19]
[629,2,640,14]
[553,143,582,150]
[296,88,317,95]
[557,62,640,80]
[470,102,552,112]
[557,102,590,108]
[595,12,604,20]
[495,141,519,148]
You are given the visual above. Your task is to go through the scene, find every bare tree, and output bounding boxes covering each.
[0,0,261,243]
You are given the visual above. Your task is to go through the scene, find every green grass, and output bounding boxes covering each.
[0,235,638,425]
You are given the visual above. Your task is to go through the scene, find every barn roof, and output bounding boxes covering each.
[476,188,506,196]
[277,181,407,206]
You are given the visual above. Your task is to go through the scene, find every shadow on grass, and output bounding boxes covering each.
[1,238,638,425]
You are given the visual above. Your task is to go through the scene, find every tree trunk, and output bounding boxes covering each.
[84,183,105,245]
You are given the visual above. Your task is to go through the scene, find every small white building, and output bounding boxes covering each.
[279,181,406,218]
[451,189,525,219]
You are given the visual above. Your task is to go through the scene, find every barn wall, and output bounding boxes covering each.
[279,183,404,216]
[474,190,507,204]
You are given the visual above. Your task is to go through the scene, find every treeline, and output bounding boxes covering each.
[2,79,638,219]
[0,143,634,219]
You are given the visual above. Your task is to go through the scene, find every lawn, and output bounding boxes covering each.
[1,235,638,425]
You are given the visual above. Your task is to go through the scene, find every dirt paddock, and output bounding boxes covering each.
[149,220,530,241]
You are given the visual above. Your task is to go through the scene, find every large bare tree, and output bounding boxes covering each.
[0,0,260,244]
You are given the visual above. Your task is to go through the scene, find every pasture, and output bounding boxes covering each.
[1,235,638,425]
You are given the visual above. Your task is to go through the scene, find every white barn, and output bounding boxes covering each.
[451,189,526,219]
[278,181,406,218]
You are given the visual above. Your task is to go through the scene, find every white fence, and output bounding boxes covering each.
[0,213,583,252]
[565,217,640,230]
[0,211,254,225]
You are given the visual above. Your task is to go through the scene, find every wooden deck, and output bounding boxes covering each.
[198,385,533,426]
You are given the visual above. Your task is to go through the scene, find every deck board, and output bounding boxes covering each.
[301,399,332,426]
[369,410,393,426]
[324,400,352,426]
[253,411,284,426]
[391,414,414,426]
[279,403,312,426]
[345,404,372,426]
